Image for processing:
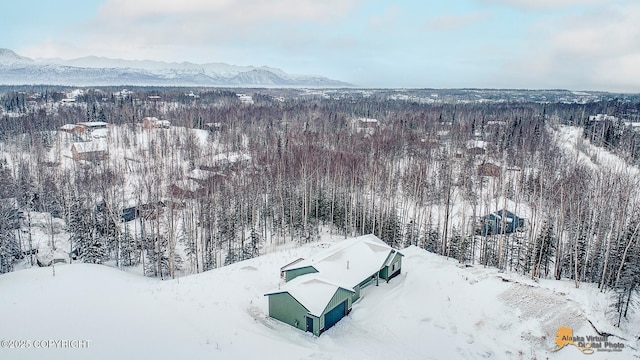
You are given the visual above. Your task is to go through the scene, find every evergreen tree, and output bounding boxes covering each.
[533,222,556,278]
[67,200,106,264]
[0,202,19,273]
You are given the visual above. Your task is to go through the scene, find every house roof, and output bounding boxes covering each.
[61,124,79,130]
[210,152,251,165]
[282,234,401,289]
[188,168,222,181]
[495,209,520,220]
[77,121,108,128]
[265,276,354,317]
[72,140,108,154]
[466,140,488,149]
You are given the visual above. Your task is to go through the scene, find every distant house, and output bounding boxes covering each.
[77,121,108,131]
[209,152,251,169]
[236,94,254,105]
[467,147,486,156]
[60,124,83,134]
[121,201,166,222]
[265,234,403,336]
[168,183,198,200]
[475,209,525,236]
[143,117,170,129]
[589,114,618,122]
[477,162,501,177]
[137,201,166,220]
[353,118,378,135]
[71,140,108,161]
[204,122,225,132]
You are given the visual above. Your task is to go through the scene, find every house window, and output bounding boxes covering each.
[392,262,396,271]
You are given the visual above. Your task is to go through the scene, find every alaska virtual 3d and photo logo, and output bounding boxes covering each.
[553,326,625,355]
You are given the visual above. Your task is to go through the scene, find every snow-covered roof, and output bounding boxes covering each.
[210,152,251,165]
[61,124,79,130]
[72,140,108,154]
[466,140,487,149]
[589,114,618,122]
[266,276,354,316]
[282,234,401,289]
[91,128,108,139]
[188,168,223,181]
[78,121,108,128]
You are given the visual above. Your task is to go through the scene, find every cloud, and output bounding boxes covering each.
[550,5,640,58]
[479,0,611,10]
[96,0,359,26]
[425,12,488,31]
[593,54,640,89]
[502,2,640,91]
[18,0,363,66]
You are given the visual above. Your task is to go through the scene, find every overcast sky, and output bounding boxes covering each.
[2,0,639,92]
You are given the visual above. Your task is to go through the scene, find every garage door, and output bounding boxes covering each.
[324,300,346,331]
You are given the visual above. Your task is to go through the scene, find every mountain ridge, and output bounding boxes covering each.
[0,48,351,87]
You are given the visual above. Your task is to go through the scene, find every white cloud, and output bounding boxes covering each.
[17,0,363,66]
[550,5,640,58]
[96,0,359,26]
[502,2,640,91]
[479,0,611,10]
[593,53,640,89]
[425,12,488,31]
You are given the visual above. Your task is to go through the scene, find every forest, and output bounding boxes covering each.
[0,86,639,327]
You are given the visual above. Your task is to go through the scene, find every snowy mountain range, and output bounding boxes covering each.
[0,48,351,87]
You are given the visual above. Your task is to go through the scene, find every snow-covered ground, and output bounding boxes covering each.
[1,237,637,360]
[553,124,638,175]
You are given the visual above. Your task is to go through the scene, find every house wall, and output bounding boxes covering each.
[354,273,379,301]
[318,288,353,335]
[72,147,80,161]
[380,253,403,281]
[388,253,403,280]
[284,266,318,282]
[267,293,308,332]
[352,285,360,301]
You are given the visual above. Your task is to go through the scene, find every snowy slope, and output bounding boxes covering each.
[0,239,637,360]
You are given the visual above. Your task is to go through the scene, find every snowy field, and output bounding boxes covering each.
[1,237,638,360]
